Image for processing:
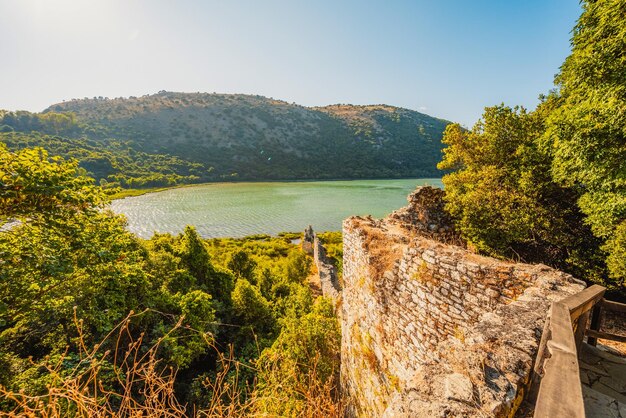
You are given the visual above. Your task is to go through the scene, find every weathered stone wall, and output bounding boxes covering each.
[313,235,341,303]
[302,226,341,303]
[340,188,586,417]
[388,186,460,244]
[302,225,315,256]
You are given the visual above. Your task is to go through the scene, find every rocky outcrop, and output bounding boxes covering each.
[340,186,586,417]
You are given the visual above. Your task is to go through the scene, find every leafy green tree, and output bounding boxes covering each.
[546,0,626,291]
[231,279,275,333]
[0,144,102,222]
[284,249,312,283]
[177,226,234,303]
[227,250,257,282]
[438,101,604,281]
[0,145,161,389]
[255,297,340,416]
[164,290,216,368]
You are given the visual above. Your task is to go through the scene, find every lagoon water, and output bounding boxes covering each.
[110,178,443,238]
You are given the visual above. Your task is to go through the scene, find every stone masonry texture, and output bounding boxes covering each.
[340,187,586,417]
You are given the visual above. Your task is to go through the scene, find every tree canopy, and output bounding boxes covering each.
[0,143,340,413]
[439,0,626,296]
[546,0,626,289]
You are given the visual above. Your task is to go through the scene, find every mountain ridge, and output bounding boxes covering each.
[2,91,451,187]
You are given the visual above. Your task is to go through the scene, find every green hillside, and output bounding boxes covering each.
[1,92,450,188]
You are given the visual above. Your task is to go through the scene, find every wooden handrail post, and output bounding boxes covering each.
[573,309,591,354]
[587,302,603,347]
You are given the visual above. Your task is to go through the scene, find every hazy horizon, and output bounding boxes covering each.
[0,0,582,127]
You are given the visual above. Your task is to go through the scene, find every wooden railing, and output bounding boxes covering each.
[530,284,626,417]
[587,299,626,345]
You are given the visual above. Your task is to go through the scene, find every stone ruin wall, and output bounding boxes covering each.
[313,235,341,303]
[340,187,586,417]
[387,185,460,244]
[302,225,341,303]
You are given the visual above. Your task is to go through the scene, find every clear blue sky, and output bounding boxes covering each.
[0,0,581,127]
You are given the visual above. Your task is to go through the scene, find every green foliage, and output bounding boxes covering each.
[285,249,312,284]
[167,290,216,367]
[177,226,234,302]
[606,221,626,283]
[545,0,626,291]
[0,146,166,387]
[0,145,152,357]
[438,102,606,283]
[0,110,79,136]
[231,279,275,333]
[0,130,204,189]
[255,297,340,416]
[227,250,257,282]
[0,144,339,413]
[179,290,216,331]
[0,143,102,221]
[438,0,625,295]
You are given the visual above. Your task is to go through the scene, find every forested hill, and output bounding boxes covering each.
[31,92,449,185]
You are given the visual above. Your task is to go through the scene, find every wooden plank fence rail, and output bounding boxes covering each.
[532,302,586,418]
[530,283,626,417]
[586,329,626,344]
[531,285,606,418]
[563,284,606,321]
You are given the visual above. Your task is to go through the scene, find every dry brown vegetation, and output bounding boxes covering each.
[0,311,343,418]
[358,221,407,279]
[314,104,403,133]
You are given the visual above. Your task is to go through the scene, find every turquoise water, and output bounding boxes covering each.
[110,178,443,238]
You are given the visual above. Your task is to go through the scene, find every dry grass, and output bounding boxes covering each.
[0,309,188,417]
[251,352,345,418]
[360,333,378,372]
[411,260,439,286]
[0,310,343,418]
[361,225,405,279]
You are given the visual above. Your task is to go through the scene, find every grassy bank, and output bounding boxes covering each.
[107,186,179,199]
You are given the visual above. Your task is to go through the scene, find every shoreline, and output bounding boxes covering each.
[107,184,190,200]
[108,176,444,201]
